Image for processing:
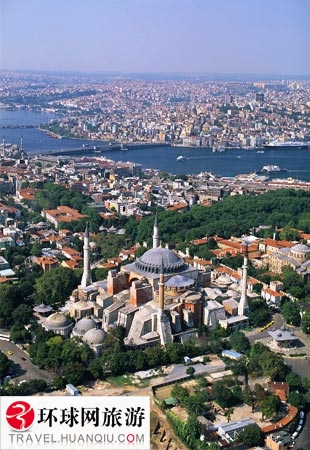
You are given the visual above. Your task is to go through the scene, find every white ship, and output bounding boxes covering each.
[256,165,288,174]
[264,141,309,149]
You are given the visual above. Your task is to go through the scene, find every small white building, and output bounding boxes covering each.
[66,384,79,396]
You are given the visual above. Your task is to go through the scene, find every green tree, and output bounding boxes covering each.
[34,267,79,305]
[212,381,236,408]
[229,331,250,353]
[186,366,196,378]
[279,227,300,241]
[225,408,234,423]
[61,337,93,365]
[30,243,42,257]
[282,267,304,293]
[301,312,310,334]
[285,372,301,390]
[10,324,31,343]
[0,284,25,327]
[27,379,47,393]
[287,391,306,409]
[88,358,104,380]
[12,304,33,325]
[239,423,265,447]
[248,299,270,327]
[282,301,301,326]
[0,351,10,378]
[259,351,289,380]
[46,335,64,371]
[62,361,88,385]
[92,267,109,282]
[52,375,66,390]
[261,394,281,419]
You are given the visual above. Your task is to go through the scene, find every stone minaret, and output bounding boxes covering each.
[238,242,249,316]
[157,258,173,345]
[158,258,165,318]
[80,224,92,288]
[152,214,159,249]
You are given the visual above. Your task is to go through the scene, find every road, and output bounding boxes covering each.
[293,408,310,450]
[245,313,310,450]
[0,339,53,384]
[1,319,309,448]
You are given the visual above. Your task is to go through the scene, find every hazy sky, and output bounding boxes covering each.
[1,0,309,75]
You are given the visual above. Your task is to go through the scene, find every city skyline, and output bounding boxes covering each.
[1,0,310,76]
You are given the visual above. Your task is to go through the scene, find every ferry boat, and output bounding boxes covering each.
[256,165,288,174]
[264,141,309,149]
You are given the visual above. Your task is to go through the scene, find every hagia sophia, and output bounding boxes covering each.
[40,218,251,355]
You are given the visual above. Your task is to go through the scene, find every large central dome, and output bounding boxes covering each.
[135,247,186,274]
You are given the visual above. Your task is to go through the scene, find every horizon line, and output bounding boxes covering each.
[1,68,310,80]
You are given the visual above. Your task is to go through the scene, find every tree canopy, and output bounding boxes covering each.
[239,423,265,447]
[34,267,81,305]
[124,189,310,245]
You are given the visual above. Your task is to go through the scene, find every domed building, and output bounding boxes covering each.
[43,312,73,337]
[165,274,196,295]
[33,303,53,316]
[83,328,106,355]
[269,242,310,276]
[135,247,187,275]
[72,317,97,337]
[289,243,310,261]
[66,220,212,347]
[67,299,95,320]
[124,246,208,293]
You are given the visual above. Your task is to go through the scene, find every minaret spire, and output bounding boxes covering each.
[152,213,159,249]
[158,258,165,318]
[238,241,249,316]
[80,224,92,288]
[20,135,25,160]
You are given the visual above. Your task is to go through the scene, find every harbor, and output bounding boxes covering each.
[1,110,310,181]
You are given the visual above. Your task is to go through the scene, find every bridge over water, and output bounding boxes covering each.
[37,142,170,157]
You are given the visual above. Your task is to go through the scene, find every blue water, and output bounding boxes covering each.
[1,110,310,181]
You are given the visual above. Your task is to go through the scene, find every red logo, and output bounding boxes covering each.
[6,401,35,431]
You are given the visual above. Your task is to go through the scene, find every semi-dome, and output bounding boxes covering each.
[83,328,106,346]
[225,289,240,298]
[72,300,92,311]
[165,275,195,288]
[73,317,97,336]
[135,247,186,274]
[217,273,232,285]
[46,312,70,328]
